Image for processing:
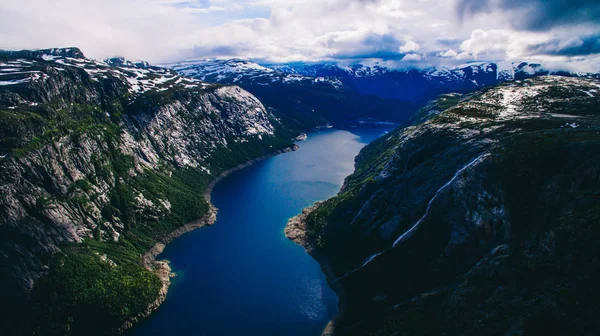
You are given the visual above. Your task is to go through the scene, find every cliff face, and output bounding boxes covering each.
[172,59,600,130]
[0,48,293,334]
[299,76,600,335]
[166,59,419,128]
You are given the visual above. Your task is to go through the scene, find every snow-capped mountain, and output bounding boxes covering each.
[161,58,600,130]
[0,48,209,95]
[167,58,597,109]
[270,63,390,78]
[275,61,597,83]
[164,58,343,88]
[272,61,560,102]
[163,58,418,128]
[0,47,299,334]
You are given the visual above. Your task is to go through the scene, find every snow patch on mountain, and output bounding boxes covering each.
[163,59,343,88]
[0,50,209,94]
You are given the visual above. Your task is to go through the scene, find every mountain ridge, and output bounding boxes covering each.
[164,58,418,129]
[164,58,599,130]
[288,75,600,335]
[0,47,298,335]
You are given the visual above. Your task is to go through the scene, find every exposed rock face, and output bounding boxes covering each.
[165,59,419,128]
[294,76,600,335]
[169,59,600,129]
[127,144,299,330]
[0,48,293,320]
[285,202,322,253]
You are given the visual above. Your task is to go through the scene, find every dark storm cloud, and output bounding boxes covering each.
[527,35,600,56]
[457,0,600,31]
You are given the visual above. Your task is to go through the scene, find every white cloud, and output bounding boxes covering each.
[456,51,473,60]
[0,0,208,61]
[402,53,422,61]
[399,41,419,53]
[459,28,555,60]
[0,0,597,71]
[0,0,459,63]
[459,29,511,58]
[438,49,458,57]
[184,6,226,14]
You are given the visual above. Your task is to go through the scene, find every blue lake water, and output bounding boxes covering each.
[130,128,390,336]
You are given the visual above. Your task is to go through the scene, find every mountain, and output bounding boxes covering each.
[164,59,419,128]
[287,76,600,335]
[0,48,297,335]
[4,47,599,335]
[274,61,599,103]
[166,59,598,129]
[168,58,344,88]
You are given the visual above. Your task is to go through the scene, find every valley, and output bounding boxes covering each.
[1,46,599,336]
[0,48,297,335]
[128,128,389,335]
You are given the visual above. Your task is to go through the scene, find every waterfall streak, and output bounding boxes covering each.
[392,154,487,247]
[333,154,487,282]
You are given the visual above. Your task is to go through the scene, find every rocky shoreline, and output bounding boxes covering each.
[122,203,219,331]
[284,202,322,252]
[285,202,346,336]
[126,144,300,331]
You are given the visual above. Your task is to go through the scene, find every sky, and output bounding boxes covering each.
[1,0,599,71]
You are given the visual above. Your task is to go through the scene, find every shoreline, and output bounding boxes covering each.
[202,144,299,204]
[128,144,300,331]
[285,202,347,336]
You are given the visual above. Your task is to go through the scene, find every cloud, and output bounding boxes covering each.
[526,35,600,56]
[456,51,472,60]
[438,49,458,57]
[184,5,225,14]
[0,0,452,63]
[399,41,419,53]
[459,29,511,58]
[402,53,422,61]
[0,0,598,71]
[456,0,600,31]
[0,0,211,61]
[458,28,600,61]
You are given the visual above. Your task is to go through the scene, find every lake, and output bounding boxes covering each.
[130,128,390,335]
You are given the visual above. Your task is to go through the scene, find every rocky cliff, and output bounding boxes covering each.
[170,59,600,130]
[292,76,600,335]
[165,59,418,128]
[0,48,295,334]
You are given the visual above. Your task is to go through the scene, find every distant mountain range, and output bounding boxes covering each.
[164,58,599,128]
[0,48,208,95]
[2,46,600,336]
[164,59,416,128]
